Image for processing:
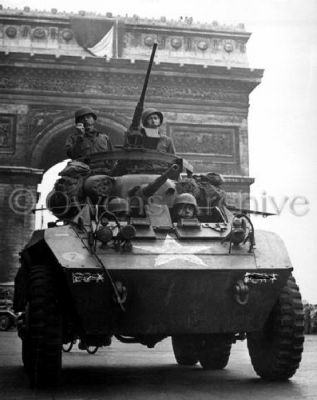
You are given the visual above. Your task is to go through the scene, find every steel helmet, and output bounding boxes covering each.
[75,107,97,123]
[205,172,224,186]
[108,197,129,214]
[174,193,197,207]
[141,108,163,127]
[174,193,198,216]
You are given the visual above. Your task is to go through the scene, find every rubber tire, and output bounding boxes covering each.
[23,265,63,387]
[171,336,199,366]
[22,337,31,371]
[86,346,99,355]
[21,304,30,370]
[0,315,11,331]
[247,276,304,380]
[198,334,232,370]
[62,341,74,352]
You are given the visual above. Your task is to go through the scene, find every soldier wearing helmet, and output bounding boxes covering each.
[141,108,175,154]
[125,108,175,154]
[65,107,112,159]
[172,193,198,220]
[141,108,164,129]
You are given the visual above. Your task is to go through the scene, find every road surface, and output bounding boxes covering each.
[0,331,316,399]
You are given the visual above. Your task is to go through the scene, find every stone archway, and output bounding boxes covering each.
[30,114,128,172]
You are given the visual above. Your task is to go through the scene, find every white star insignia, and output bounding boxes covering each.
[134,235,211,267]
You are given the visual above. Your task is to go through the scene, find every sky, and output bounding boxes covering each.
[5,0,317,302]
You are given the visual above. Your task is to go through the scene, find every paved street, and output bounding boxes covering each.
[0,331,316,399]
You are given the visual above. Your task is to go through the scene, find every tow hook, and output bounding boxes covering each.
[233,272,279,305]
[234,279,249,305]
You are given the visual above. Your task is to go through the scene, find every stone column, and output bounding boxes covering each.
[0,167,43,289]
[223,175,255,209]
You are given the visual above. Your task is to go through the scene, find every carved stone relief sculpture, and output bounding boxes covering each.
[0,114,16,153]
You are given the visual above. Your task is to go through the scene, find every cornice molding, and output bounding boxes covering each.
[0,65,256,106]
[0,52,263,85]
[0,7,247,34]
[0,9,253,68]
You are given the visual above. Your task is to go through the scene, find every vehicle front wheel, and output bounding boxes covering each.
[62,341,74,353]
[86,346,99,354]
[171,336,199,366]
[247,276,304,380]
[198,334,232,370]
[23,265,63,387]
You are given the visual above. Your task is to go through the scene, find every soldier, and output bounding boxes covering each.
[65,108,112,159]
[172,193,198,220]
[141,108,176,154]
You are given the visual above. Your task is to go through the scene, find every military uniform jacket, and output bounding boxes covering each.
[156,134,176,154]
[65,129,112,159]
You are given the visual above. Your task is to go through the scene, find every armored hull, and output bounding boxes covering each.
[14,149,304,387]
[43,225,291,335]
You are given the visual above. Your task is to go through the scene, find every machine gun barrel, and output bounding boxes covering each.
[130,43,158,130]
[142,164,179,198]
[227,205,276,217]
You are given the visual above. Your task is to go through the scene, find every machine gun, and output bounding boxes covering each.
[142,164,179,198]
[125,43,158,146]
[128,163,180,199]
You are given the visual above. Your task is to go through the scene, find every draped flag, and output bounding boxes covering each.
[71,18,116,58]
[87,27,114,58]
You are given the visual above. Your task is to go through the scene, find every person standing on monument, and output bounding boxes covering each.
[125,108,176,154]
[65,108,112,159]
[141,108,176,154]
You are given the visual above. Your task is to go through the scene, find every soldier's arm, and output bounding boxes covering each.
[65,130,84,159]
[167,136,176,154]
[65,134,75,158]
[106,135,113,150]
[98,133,113,151]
